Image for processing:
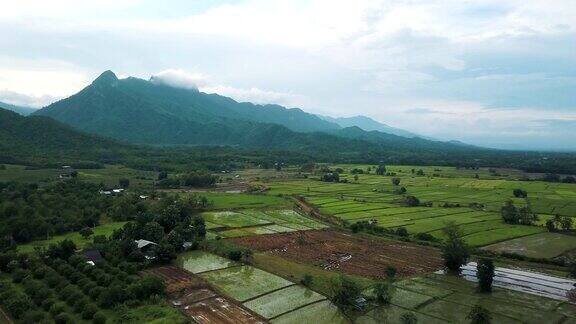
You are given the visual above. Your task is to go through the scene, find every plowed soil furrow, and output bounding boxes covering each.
[231,229,443,279]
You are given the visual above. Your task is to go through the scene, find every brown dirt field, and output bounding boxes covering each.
[231,229,443,279]
[143,265,267,323]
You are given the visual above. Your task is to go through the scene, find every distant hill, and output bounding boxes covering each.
[0,107,128,165]
[0,101,37,116]
[319,115,422,138]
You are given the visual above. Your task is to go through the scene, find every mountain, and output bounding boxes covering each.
[0,107,128,165]
[36,71,462,154]
[320,115,421,138]
[0,101,37,116]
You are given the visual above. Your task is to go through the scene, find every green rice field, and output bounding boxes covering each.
[258,164,576,254]
[201,209,328,238]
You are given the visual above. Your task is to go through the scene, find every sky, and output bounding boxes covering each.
[1,0,575,151]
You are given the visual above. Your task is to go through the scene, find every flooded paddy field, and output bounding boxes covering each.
[176,251,348,323]
[359,273,576,323]
[231,229,443,279]
[142,265,267,323]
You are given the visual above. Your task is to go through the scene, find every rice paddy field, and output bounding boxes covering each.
[176,251,349,323]
[255,164,576,258]
[201,209,328,238]
[358,273,576,324]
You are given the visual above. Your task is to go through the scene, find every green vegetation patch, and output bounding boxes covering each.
[17,222,126,253]
[243,285,326,319]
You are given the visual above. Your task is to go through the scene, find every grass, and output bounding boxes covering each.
[201,192,290,209]
[17,221,126,253]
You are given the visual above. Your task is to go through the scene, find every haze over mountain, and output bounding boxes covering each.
[319,115,422,139]
[0,101,37,116]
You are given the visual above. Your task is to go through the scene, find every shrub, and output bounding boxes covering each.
[467,305,492,324]
[400,312,418,324]
[55,312,74,324]
[226,250,243,261]
[300,274,313,287]
[81,303,99,319]
[513,189,528,198]
[395,227,409,237]
[403,195,420,207]
[93,311,107,324]
[415,232,437,242]
[49,302,67,316]
[385,266,397,280]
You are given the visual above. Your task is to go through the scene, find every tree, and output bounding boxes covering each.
[400,312,418,324]
[79,227,94,239]
[157,171,168,180]
[404,195,420,207]
[476,258,495,293]
[441,223,469,272]
[354,174,359,182]
[321,172,340,182]
[513,189,527,198]
[467,305,492,324]
[546,219,556,232]
[501,200,517,224]
[330,275,362,307]
[392,177,401,186]
[560,216,573,230]
[373,281,393,304]
[119,178,130,188]
[153,242,176,264]
[416,169,425,176]
[376,165,386,175]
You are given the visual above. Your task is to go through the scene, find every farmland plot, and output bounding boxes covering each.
[203,209,327,238]
[231,229,443,278]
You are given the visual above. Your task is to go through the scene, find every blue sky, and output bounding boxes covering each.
[0,0,575,150]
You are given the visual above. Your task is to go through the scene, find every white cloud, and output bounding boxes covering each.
[0,90,56,108]
[152,69,308,107]
[150,69,209,89]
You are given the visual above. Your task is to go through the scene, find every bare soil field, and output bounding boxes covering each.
[231,229,443,279]
[143,266,267,324]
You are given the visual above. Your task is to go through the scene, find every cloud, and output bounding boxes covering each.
[152,69,308,107]
[0,90,57,108]
[150,69,208,90]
